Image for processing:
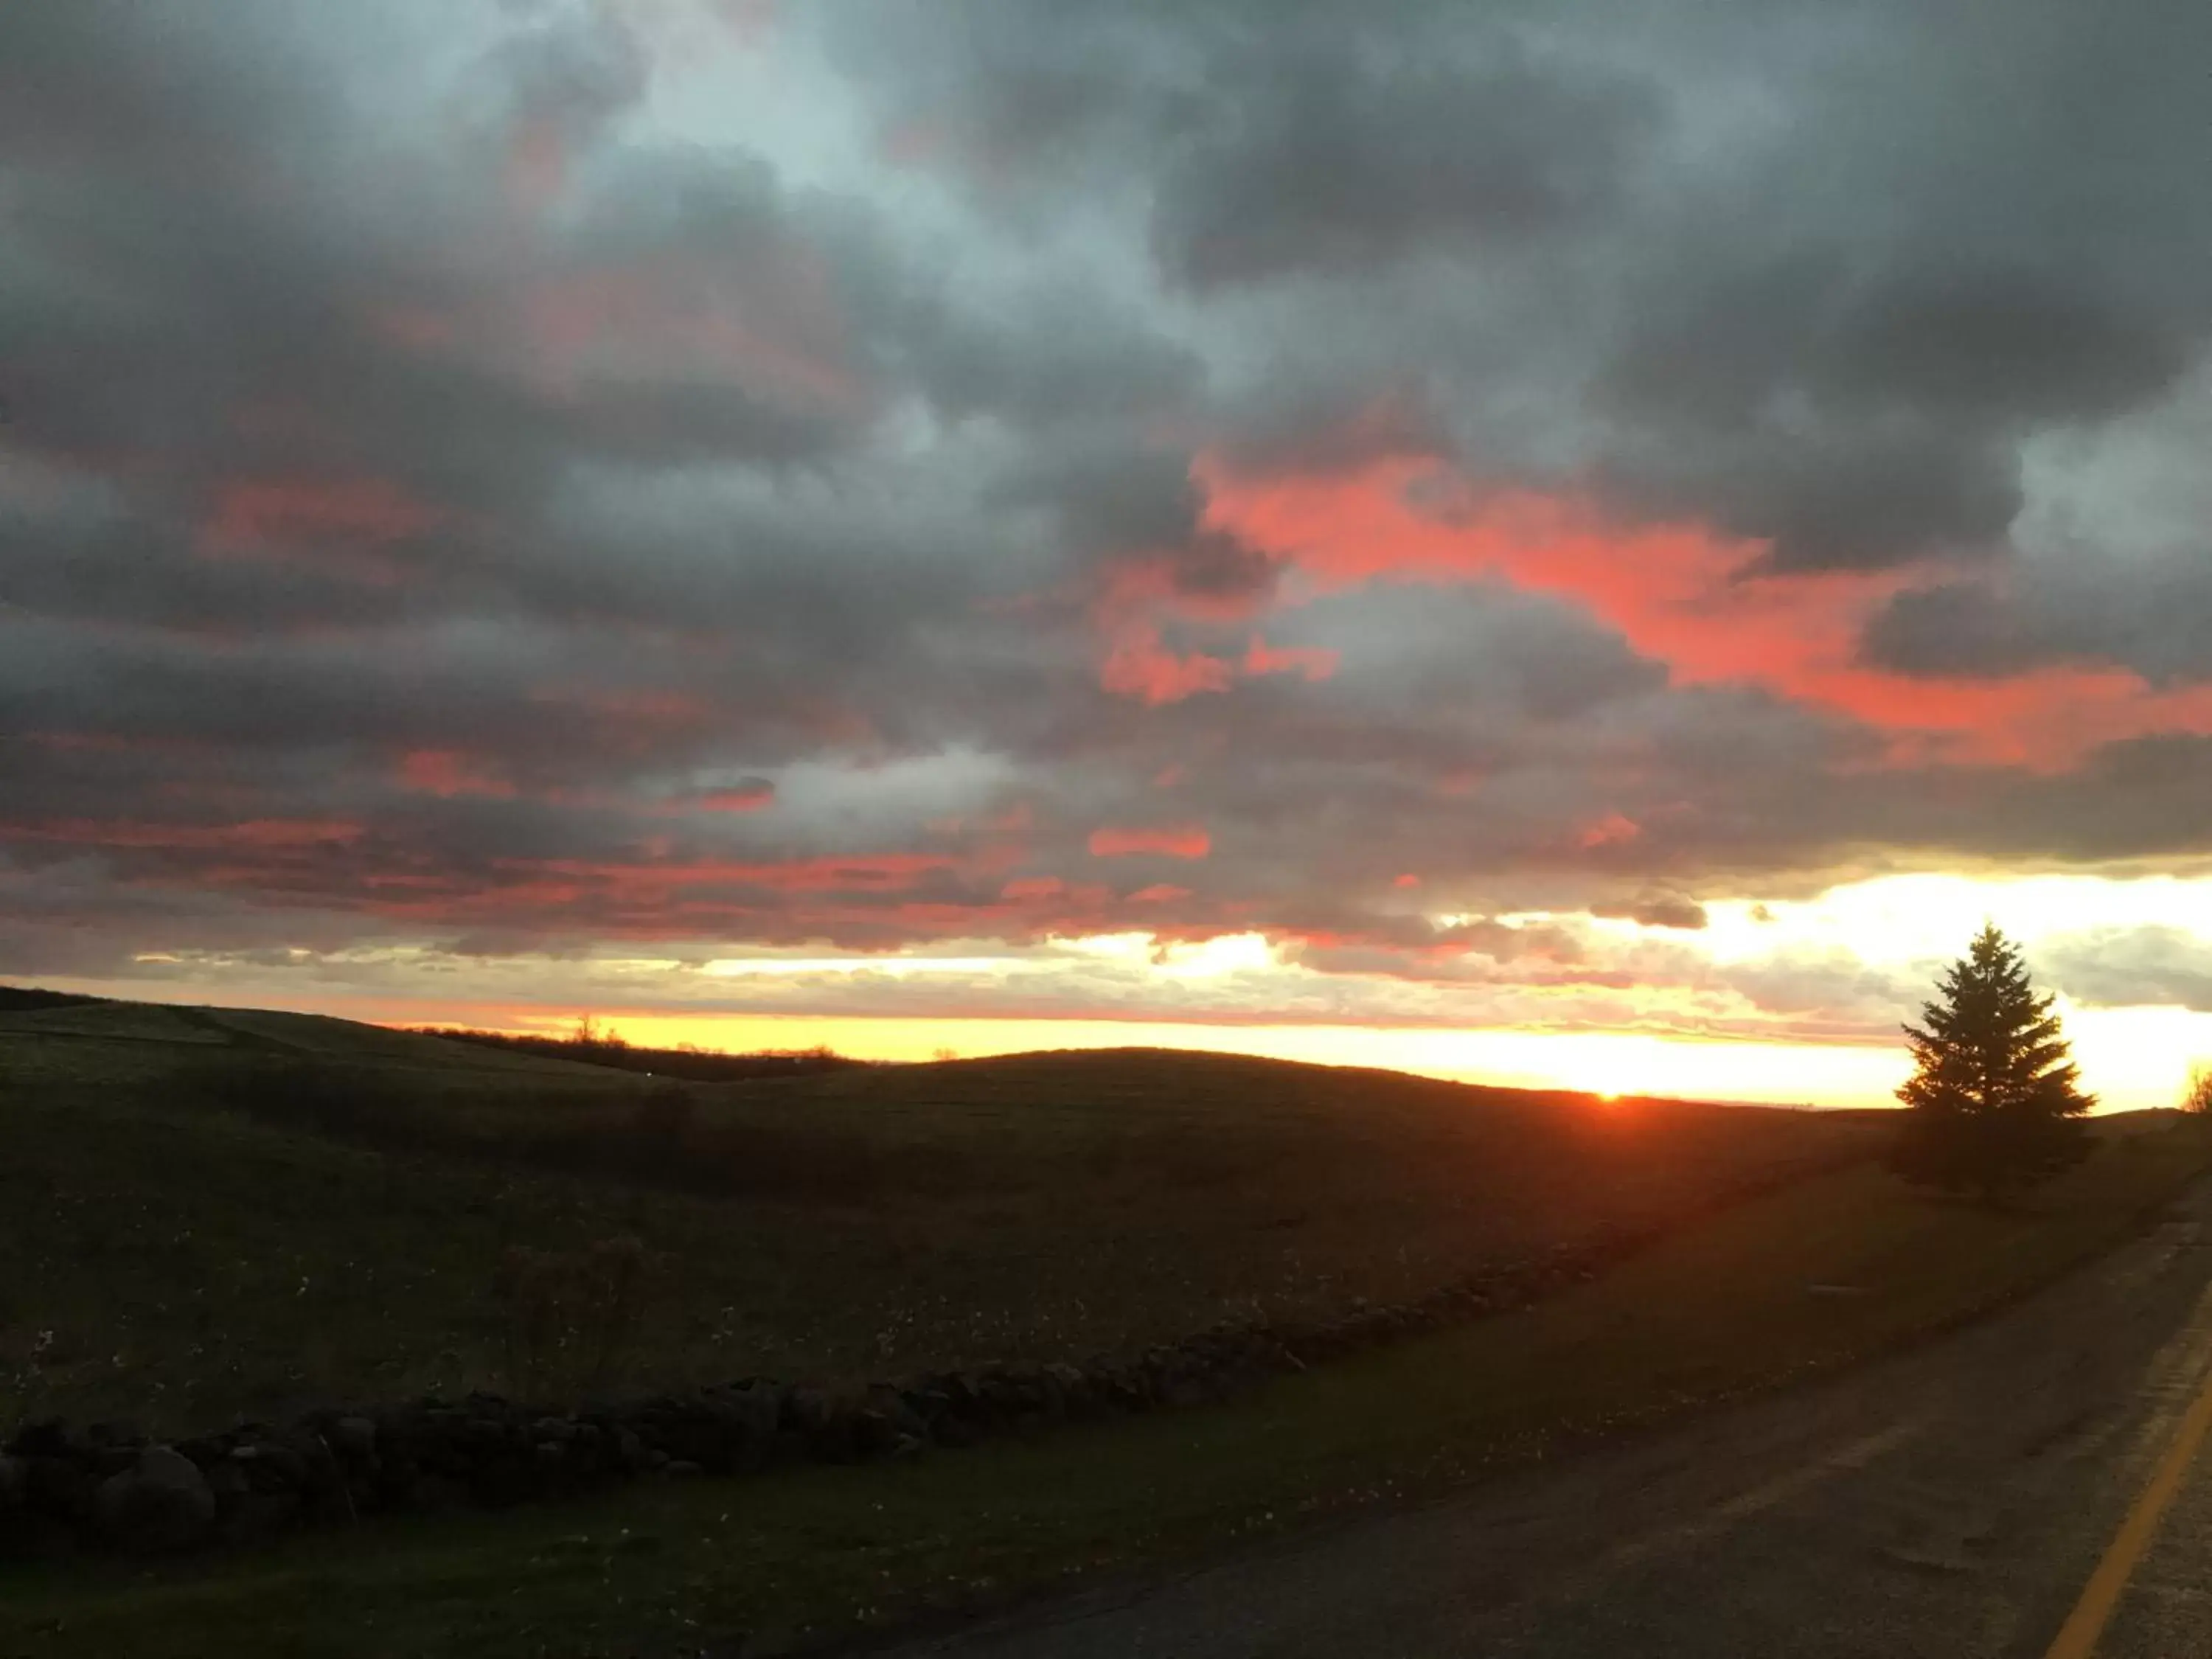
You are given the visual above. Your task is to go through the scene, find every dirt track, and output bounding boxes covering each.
[870,1177,2212,1658]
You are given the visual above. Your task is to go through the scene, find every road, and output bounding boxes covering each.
[872,1178,2212,1658]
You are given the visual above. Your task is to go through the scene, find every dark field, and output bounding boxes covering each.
[0,998,1876,1430]
[7,1130,2205,1659]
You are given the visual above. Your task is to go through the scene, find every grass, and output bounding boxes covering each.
[0,1001,1872,1428]
[4,1124,2204,1659]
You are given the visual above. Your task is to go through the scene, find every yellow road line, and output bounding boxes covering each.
[2045,1360,2212,1659]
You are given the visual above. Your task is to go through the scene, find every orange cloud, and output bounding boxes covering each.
[693,784,775,813]
[1129,883,1193,902]
[1100,625,1235,704]
[1091,549,1277,705]
[1089,824,1212,859]
[200,476,440,584]
[1575,812,1643,851]
[1242,635,1340,682]
[398,750,515,799]
[2,818,360,850]
[504,852,956,894]
[1197,453,2212,771]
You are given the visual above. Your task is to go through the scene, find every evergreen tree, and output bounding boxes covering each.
[1890,923,2093,1196]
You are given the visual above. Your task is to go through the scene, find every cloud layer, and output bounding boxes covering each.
[5,0,2212,1050]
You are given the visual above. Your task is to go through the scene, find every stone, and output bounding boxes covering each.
[203,1458,251,1508]
[25,1456,97,1524]
[329,1417,378,1459]
[852,1408,900,1458]
[231,1441,310,1494]
[6,1419,78,1461]
[0,1455,25,1512]
[866,1384,930,1443]
[97,1447,215,1554]
[730,1381,781,1439]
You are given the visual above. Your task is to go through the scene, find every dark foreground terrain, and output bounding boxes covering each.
[3,1121,2204,1656]
[0,994,1869,1428]
[872,1166,2212,1659]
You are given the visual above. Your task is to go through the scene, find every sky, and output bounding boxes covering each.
[5,1,2212,1110]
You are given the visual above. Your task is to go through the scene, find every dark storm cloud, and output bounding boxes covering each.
[5,0,2212,999]
[1857,580,2056,680]
[1146,40,1661,291]
[1861,549,2212,688]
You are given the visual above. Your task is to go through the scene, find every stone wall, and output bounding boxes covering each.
[1,1230,1638,1559]
[7,1150,1866,1562]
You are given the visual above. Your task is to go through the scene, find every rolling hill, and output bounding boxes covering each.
[0,992,1879,1432]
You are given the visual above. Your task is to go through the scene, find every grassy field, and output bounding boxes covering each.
[0,998,1872,1429]
[4,1123,2203,1658]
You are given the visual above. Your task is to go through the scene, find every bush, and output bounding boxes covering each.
[2183,1062,2212,1116]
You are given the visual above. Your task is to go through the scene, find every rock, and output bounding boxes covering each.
[852,1408,900,1458]
[24,1456,97,1525]
[866,1384,930,1444]
[1043,1363,1096,1419]
[731,1382,781,1439]
[664,1459,703,1478]
[218,1490,302,1545]
[230,1441,309,1494]
[203,1458,251,1508]
[97,1447,215,1554]
[329,1417,378,1459]
[529,1416,577,1444]
[6,1419,79,1461]
[0,1455,24,1512]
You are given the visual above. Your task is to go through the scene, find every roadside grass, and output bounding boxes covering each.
[6,1127,2205,1659]
[0,1007,1870,1429]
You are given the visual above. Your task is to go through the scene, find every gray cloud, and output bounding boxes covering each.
[3,0,2212,1010]
[2037,927,2212,1014]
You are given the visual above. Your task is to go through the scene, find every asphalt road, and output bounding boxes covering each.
[873,1178,2212,1658]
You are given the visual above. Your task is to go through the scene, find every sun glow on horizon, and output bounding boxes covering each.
[38,869,2212,1115]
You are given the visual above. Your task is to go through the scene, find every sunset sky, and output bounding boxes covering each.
[7,1,2212,1109]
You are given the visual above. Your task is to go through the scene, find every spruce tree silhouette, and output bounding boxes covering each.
[1891,923,2093,1198]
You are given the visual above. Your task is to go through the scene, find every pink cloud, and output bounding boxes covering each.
[399,750,515,800]
[1089,824,1212,860]
[1128,883,1193,902]
[1196,452,2212,772]
[1242,635,1340,683]
[693,784,775,813]
[1576,811,1642,849]
[1099,626,1235,704]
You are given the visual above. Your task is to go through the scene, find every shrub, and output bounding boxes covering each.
[2183,1062,2212,1116]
